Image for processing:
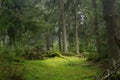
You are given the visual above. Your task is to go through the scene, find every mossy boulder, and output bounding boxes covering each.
[47,51,62,58]
[23,47,62,60]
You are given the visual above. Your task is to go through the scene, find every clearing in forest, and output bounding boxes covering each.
[24,57,102,80]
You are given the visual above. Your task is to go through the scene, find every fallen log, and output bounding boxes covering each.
[98,59,120,80]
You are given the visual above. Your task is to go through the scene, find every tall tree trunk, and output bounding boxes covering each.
[45,33,50,51]
[58,24,62,51]
[102,0,119,59]
[58,12,62,51]
[2,31,6,47]
[73,1,80,54]
[0,0,2,14]
[59,0,68,53]
[51,30,54,51]
[0,0,2,46]
[92,0,101,54]
[67,17,71,52]
[8,27,16,49]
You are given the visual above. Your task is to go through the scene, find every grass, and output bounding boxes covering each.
[23,57,103,80]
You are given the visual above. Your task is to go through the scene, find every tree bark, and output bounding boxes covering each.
[0,0,2,14]
[102,0,119,59]
[58,5,62,51]
[59,0,68,53]
[7,27,16,48]
[45,33,50,51]
[92,0,101,54]
[2,31,6,47]
[58,22,62,51]
[73,1,80,54]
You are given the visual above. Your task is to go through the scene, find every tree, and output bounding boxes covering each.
[0,0,1,14]
[102,0,119,59]
[59,0,68,53]
[0,0,26,48]
[73,0,80,54]
[58,13,62,51]
[92,0,101,54]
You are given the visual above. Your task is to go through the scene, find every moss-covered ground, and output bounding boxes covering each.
[24,57,102,80]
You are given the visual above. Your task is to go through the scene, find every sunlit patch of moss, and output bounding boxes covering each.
[24,57,102,80]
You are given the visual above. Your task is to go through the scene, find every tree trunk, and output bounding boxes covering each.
[92,0,101,54]
[45,33,50,51]
[102,0,119,59]
[73,1,80,54]
[58,10,62,51]
[58,23,62,51]
[59,0,68,53]
[0,0,2,14]
[7,27,16,49]
[2,31,6,47]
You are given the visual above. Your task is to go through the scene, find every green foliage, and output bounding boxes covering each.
[0,0,107,55]
[0,47,9,54]
[63,52,76,56]
[110,73,120,80]
[86,52,98,61]
[0,48,25,80]
[0,0,118,80]
[14,47,25,57]
[86,53,103,61]
[86,52,108,62]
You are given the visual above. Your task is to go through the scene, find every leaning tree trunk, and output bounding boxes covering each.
[92,0,101,54]
[102,0,119,60]
[59,0,68,53]
[73,1,80,54]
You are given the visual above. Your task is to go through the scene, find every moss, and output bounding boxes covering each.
[47,51,62,57]
[23,49,63,60]
[23,57,102,80]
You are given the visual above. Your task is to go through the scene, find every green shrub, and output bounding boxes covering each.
[14,47,25,57]
[0,47,10,55]
[0,48,25,80]
[86,52,98,61]
[0,62,25,80]
[85,51,108,62]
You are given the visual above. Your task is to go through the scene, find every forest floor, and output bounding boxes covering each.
[24,57,103,80]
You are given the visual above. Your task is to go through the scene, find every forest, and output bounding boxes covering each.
[0,0,120,80]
